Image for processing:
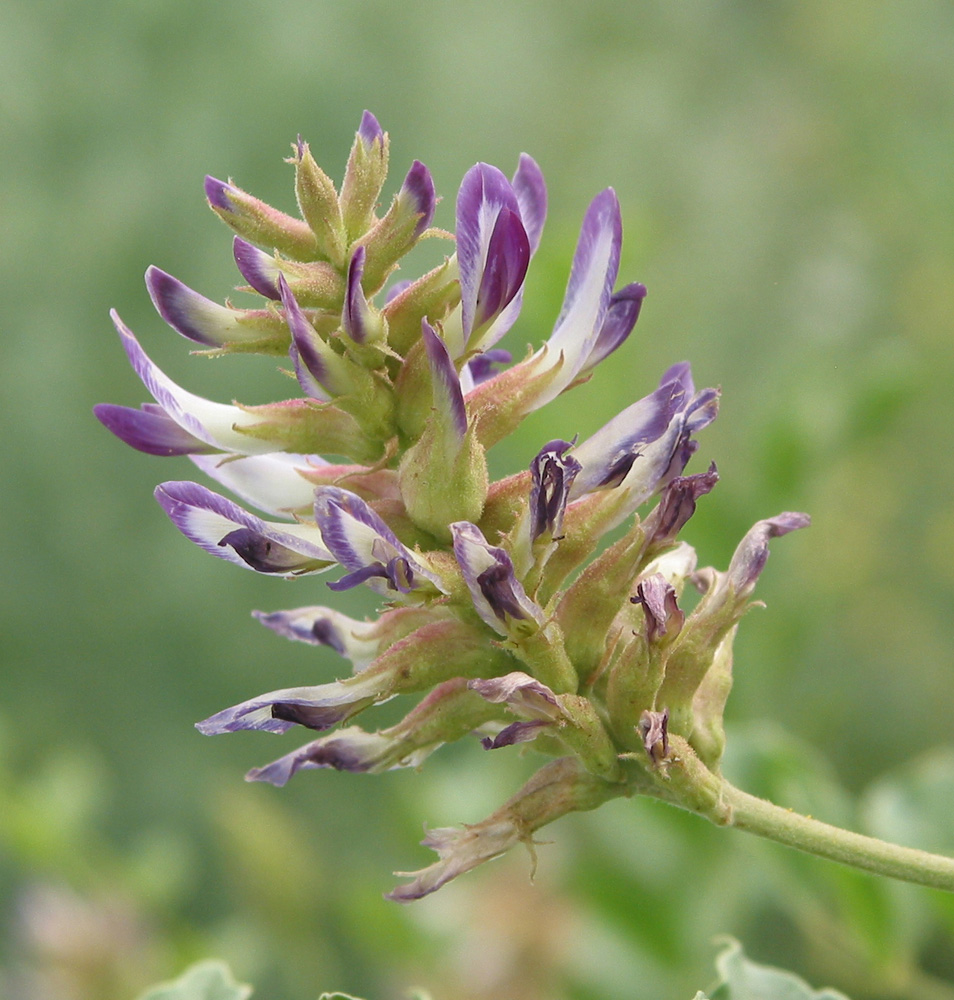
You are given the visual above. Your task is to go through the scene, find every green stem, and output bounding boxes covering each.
[722,781,954,892]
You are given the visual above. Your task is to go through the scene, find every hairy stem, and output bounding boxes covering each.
[721,781,954,892]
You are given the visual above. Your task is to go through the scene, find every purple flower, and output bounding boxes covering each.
[631,575,684,644]
[644,462,719,550]
[252,603,438,672]
[469,672,562,719]
[450,522,544,634]
[278,275,349,400]
[727,512,811,597]
[104,311,283,455]
[315,486,445,596]
[195,679,380,736]
[421,320,467,442]
[155,480,331,574]
[464,189,625,444]
[529,439,581,542]
[456,160,543,354]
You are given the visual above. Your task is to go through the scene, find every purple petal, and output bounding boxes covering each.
[481,719,552,750]
[110,311,275,453]
[545,189,622,371]
[450,522,543,634]
[204,175,236,213]
[659,361,694,398]
[456,163,524,343]
[146,266,264,346]
[647,462,719,547]
[466,349,511,386]
[511,154,547,254]
[530,439,581,541]
[233,237,280,299]
[342,246,373,343]
[253,606,381,667]
[570,378,686,497]
[421,321,467,441]
[278,275,337,399]
[384,279,414,305]
[728,512,811,596]
[472,208,531,333]
[358,110,383,147]
[94,403,216,456]
[315,486,444,596]
[469,672,561,718]
[582,282,647,374]
[196,685,373,736]
[402,160,436,239]
[631,575,684,643]
[155,480,331,573]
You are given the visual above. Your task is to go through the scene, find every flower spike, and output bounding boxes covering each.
[107,125,926,906]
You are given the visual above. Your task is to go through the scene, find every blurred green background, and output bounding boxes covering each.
[4,1,954,997]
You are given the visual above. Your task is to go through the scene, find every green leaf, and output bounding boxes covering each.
[701,939,852,999]
[136,960,253,1000]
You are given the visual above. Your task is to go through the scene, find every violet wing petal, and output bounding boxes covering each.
[358,110,383,146]
[529,438,582,540]
[204,175,236,213]
[146,266,268,346]
[466,349,512,386]
[252,606,381,668]
[278,275,337,399]
[195,680,377,736]
[582,282,647,374]
[343,245,371,343]
[481,719,553,750]
[94,403,216,457]
[471,208,531,333]
[402,160,436,238]
[314,486,445,595]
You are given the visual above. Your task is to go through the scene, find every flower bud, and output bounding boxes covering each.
[146,266,287,351]
[205,175,318,260]
[232,238,344,308]
[398,323,488,539]
[290,136,347,267]
[356,160,436,293]
[339,111,389,242]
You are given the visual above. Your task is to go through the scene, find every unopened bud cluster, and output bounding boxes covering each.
[96,112,808,900]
